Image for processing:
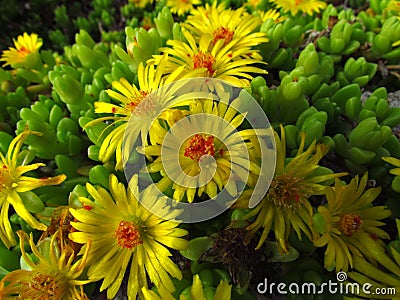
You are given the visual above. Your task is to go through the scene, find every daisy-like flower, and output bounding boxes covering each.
[0,129,66,248]
[0,33,42,68]
[183,5,268,58]
[235,126,346,252]
[269,0,327,16]
[348,220,400,298]
[349,252,400,298]
[151,29,267,87]
[257,8,287,23]
[0,230,91,299]
[387,0,400,15]
[69,174,189,300]
[313,174,391,272]
[166,0,202,16]
[85,56,201,170]
[191,1,227,15]
[138,98,266,203]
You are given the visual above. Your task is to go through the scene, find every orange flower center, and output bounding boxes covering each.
[124,91,150,113]
[184,134,216,162]
[295,0,302,5]
[114,221,143,250]
[268,173,306,209]
[212,27,234,45]
[339,214,362,236]
[17,46,31,58]
[26,273,62,299]
[193,52,215,76]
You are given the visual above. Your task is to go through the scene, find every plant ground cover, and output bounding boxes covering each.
[1,0,400,299]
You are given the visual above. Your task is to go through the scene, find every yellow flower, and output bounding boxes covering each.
[142,275,232,300]
[387,0,400,15]
[183,5,268,59]
[141,286,175,300]
[0,129,66,248]
[270,0,327,16]
[151,29,267,87]
[236,126,346,252]
[313,174,391,272]
[128,0,153,8]
[85,56,198,170]
[383,156,400,175]
[0,33,42,68]
[382,156,400,192]
[69,174,189,300]
[257,9,287,23]
[349,255,400,299]
[348,220,400,299]
[191,1,227,15]
[138,98,265,203]
[246,0,262,9]
[166,0,202,16]
[0,230,91,299]
[182,275,232,300]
